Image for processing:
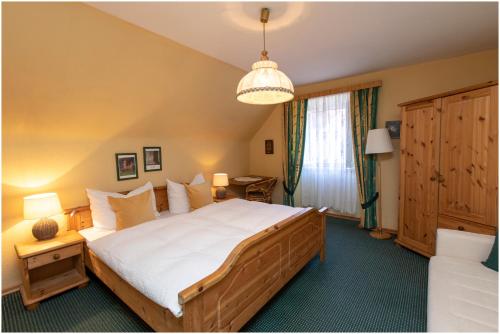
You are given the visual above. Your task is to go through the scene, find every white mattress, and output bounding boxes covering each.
[87,199,303,317]
[428,256,498,332]
[79,210,175,242]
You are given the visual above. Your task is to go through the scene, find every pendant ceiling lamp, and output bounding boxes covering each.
[236,8,294,105]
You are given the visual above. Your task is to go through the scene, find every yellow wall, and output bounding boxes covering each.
[250,49,498,226]
[2,3,273,290]
[249,104,284,204]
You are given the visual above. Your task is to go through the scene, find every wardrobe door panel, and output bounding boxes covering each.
[398,100,441,256]
[438,87,498,228]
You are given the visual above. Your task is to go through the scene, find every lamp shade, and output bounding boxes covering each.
[236,60,294,105]
[365,128,394,154]
[24,193,62,220]
[213,173,229,187]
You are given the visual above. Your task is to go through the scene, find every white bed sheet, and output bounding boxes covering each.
[79,227,115,242]
[87,199,303,317]
[79,210,176,242]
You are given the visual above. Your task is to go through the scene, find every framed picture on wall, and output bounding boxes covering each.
[115,153,138,181]
[385,120,401,139]
[265,139,274,154]
[143,147,162,172]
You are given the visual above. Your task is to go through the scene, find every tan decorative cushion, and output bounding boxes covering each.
[107,190,156,230]
[184,182,213,210]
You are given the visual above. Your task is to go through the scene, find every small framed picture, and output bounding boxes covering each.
[385,120,401,139]
[265,139,274,154]
[115,153,138,181]
[143,147,162,172]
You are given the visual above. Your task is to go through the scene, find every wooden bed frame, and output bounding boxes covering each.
[66,186,327,332]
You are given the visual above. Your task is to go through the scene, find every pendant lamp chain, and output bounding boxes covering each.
[263,22,266,53]
[260,8,269,60]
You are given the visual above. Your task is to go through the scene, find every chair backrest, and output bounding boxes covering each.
[246,177,278,195]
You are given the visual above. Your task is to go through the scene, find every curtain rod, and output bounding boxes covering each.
[293,80,382,101]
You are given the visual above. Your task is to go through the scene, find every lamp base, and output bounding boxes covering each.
[215,187,226,199]
[32,217,58,241]
[369,228,392,240]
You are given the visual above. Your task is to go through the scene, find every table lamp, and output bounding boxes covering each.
[365,128,394,240]
[24,192,62,241]
[213,173,229,199]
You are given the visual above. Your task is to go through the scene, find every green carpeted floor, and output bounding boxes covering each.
[2,218,428,332]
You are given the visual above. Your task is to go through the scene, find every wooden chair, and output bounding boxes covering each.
[245,177,278,204]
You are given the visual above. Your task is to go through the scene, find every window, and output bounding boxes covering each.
[300,92,359,215]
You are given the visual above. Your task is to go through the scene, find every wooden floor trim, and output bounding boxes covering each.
[2,285,20,296]
[325,210,360,222]
[382,227,397,235]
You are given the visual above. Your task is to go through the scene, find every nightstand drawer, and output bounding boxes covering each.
[27,244,81,270]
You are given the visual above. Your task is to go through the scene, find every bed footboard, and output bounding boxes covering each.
[180,207,327,332]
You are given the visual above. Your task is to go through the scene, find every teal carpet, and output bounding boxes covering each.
[2,218,428,332]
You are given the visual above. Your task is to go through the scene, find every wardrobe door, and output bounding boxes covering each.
[398,99,441,257]
[438,86,498,234]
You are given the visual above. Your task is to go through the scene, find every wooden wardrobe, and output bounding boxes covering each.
[396,82,498,257]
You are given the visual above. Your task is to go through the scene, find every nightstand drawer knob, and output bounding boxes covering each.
[53,254,60,260]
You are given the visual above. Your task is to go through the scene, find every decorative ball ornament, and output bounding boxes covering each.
[215,186,227,199]
[32,217,59,241]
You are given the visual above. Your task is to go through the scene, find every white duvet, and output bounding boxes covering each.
[88,199,304,317]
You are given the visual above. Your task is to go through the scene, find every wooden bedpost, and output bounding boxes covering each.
[318,207,328,262]
[182,297,204,332]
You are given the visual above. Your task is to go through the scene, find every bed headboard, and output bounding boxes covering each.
[65,186,169,231]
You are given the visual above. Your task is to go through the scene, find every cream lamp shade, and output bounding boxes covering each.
[365,128,394,155]
[213,173,229,187]
[236,60,294,105]
[23,193,62,220]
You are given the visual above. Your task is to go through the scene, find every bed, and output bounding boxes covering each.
[66,186,327,332]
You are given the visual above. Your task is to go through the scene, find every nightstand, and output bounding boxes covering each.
[15,230,89,310]
[213,193,239,203]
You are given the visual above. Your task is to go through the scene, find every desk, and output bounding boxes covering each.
[228,175,273,198]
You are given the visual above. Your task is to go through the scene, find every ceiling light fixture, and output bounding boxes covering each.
[236,8,294,105]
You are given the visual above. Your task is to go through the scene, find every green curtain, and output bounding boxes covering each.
[350,87,379,229]
[282,99,308,206]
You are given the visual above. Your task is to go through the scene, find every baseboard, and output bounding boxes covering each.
[381,227,397,235]
[2,285,20,296]
[326,210,360,222]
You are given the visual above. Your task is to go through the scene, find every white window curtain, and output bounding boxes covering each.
[300,92,360,216]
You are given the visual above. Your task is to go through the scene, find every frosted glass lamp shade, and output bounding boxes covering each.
[237,60,294,105]
[213,173,229,187]
[24,193,62,220]
[365,128,394,155]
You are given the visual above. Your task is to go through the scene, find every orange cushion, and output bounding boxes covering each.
[184,182,213,210]
[107,190,156,230]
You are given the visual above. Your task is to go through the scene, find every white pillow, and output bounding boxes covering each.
[86,181,159,230]
[167,173,205,214]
